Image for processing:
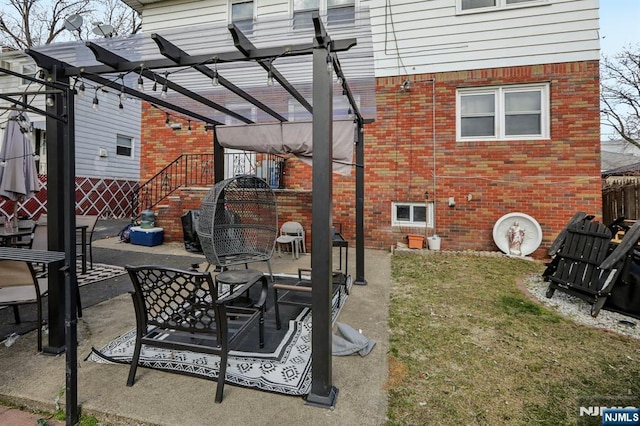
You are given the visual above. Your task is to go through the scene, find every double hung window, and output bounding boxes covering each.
[457,84,549,141]
[293,0,355,29]
[116,135,134,158]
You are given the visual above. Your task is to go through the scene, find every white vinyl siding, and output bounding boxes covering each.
[457,83,549,141]
[366,0,599,76]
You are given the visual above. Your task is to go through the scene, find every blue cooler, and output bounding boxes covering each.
[130,226,164,247]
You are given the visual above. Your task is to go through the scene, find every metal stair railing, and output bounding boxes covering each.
[131,153,285,219]
[131,153,215,219]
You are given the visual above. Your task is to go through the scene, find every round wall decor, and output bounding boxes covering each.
[493,212,542,256]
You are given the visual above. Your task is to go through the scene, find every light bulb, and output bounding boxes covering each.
[152,81,157,91]
[212,70,219,86]
[78,82,85,97]
[118,101,124,113]
[187,120,192,135]
[326,55,333,73]
[92,96,99,111]
[120,91,126,100]
[165,115,170,128]
[45,95,54,107]
[137,75,144,92]
[267,70,274,87]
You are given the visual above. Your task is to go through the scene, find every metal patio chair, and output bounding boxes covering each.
[125,264,268,403]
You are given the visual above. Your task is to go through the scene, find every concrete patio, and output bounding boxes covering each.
[0,232,391,425]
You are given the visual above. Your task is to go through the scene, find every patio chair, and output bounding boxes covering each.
[275,221,305,259]
[545,220,640,317]
[76,215,98,269]
[273,268,349,330]
[0,260,48,352]
[542,212,595,279]
[125,265,268,403]
[197,175,278,279]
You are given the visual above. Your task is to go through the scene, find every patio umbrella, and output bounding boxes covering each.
[0,109,41,228]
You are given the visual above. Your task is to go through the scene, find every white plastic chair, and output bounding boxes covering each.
[276,221,305,259]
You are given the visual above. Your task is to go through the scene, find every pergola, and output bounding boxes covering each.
[9,10,375,424]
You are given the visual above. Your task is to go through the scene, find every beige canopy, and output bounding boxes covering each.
[216,120,355,176]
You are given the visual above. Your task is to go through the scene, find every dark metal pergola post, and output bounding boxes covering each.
[354,119,367,285]
[306,17,338,408]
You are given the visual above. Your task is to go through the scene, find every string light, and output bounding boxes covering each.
[78,81,85,97]
[152,75,158,92]
[326,54,333,73]
[212,61,219,86]
[118,99,124,112]
[187,119,192,135]
[92,88,99,111]
[165,113,170,128]
[45,94,55,107]
[267,60,274,87]
[347,107,354,119]
[137,69,144,92]
[120,76,127,100]
[161,72,168,99]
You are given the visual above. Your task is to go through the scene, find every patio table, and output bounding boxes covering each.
[0,228,32,247]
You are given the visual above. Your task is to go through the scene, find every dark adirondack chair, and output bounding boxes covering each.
[542,212,595,280]
[545,220,640,317]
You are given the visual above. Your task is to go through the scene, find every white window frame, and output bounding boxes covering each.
[457,0,547,14]
[116,134,134,158]
[292,0,356,28]
[224,104,257,179]
[229,0,255,33]
[391,202,433,228]
[21,64,36,86]
[456,83,550,141]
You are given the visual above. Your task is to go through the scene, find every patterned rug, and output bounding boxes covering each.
[86,275,351,396]
[37,262,127,287]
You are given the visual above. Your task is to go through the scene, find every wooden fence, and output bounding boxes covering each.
[602,180,640,225]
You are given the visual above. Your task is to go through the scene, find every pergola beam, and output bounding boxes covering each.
[85,42,251,124]
[229,23,314,113]
[26,49,221,125]
[151,34,287,122]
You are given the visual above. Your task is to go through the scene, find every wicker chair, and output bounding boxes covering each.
[197,176,277,278]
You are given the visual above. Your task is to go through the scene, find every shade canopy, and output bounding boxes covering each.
[216,120,355,175]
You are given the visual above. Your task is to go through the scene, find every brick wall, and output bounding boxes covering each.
[139,60,601,258]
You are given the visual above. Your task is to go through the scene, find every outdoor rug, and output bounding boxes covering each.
[86,275,351,396]
[36,261,126,287]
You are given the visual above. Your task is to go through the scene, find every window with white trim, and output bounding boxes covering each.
[293,0,355,29]
[225,104,257,179]
[392,202,433,228]
[458,0,544,12]
[457,84,549,141]
[21,64,36,85]
[116,135,133,158]
[231,1,254,33]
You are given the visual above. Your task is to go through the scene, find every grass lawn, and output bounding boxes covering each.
[387,252,640,425]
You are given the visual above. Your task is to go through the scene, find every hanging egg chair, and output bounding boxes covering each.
[197,175,278,272]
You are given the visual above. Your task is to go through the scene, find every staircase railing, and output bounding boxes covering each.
[131,153,285,219]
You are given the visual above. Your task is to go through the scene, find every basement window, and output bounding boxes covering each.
[392,202,433,228]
